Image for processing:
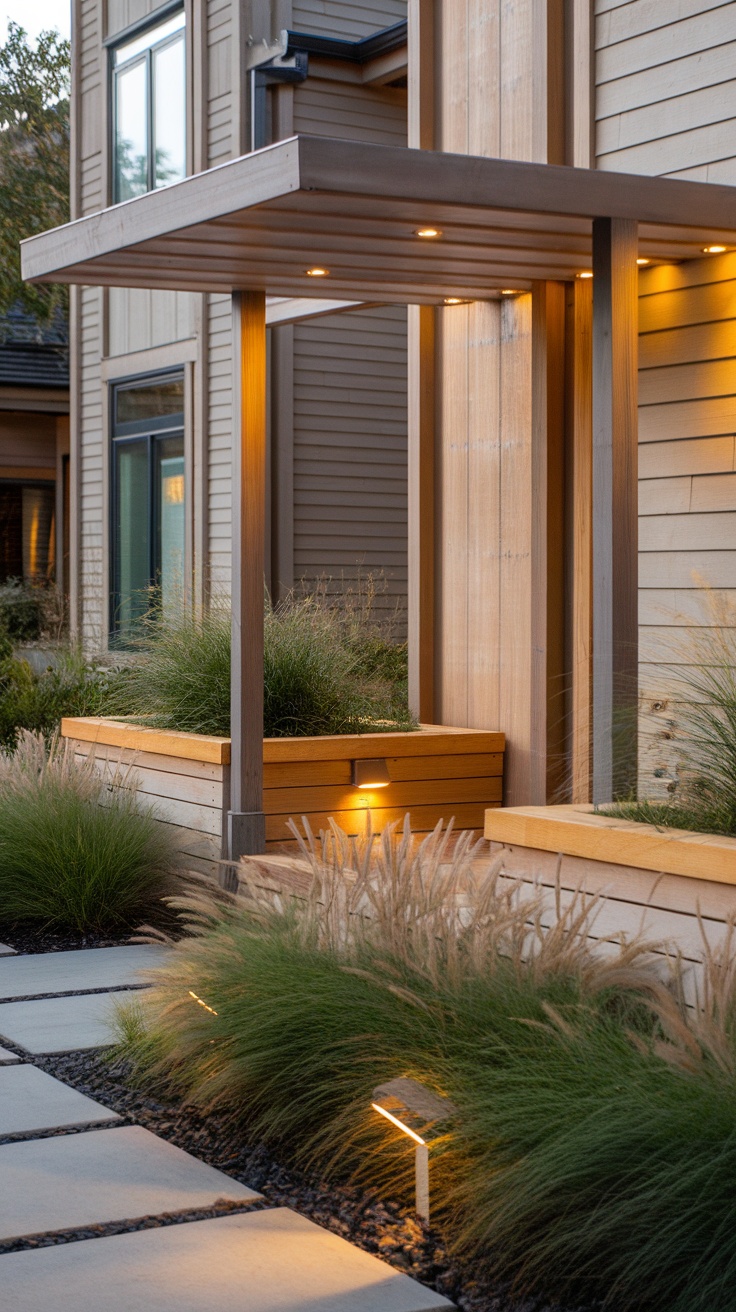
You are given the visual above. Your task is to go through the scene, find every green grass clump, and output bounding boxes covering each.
[0,732,182,932]
[111,817,736,1310]
[106,594,416,738]
[0,645,116,751]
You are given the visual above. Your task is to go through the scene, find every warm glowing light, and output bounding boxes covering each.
[500,289,520,296]
[416,227,441,238]
[703,245,727,254]
[444,297,463,305]
[306,267,329,277]
[577,271,593,279]
[636,258,650,266]
[164,474,185,505]
[372,1102,426,1146]
[189,989,218,1016]
[352,758,391,789]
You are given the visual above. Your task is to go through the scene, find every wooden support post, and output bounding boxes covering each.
[407,304,435,723]
[228,290,267,860]
[569,277,593,802]
[592,219,639,803]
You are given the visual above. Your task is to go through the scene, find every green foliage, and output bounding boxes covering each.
[0,647,114,751]
[0,579,44,640]
[0,22,70,321]
[113,818,736,1311]
[105,595,416,738]
[0,733,181,932]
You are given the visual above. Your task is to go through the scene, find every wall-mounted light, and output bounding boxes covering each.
[416,227,442,239]
[577,271,593,280]
[703,245,727,254]
[306,266,329,277]
[636,258,650,266]
[371,1078,458,1224]
[352,758,391,789]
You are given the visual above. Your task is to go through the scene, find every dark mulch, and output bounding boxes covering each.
[0,927,131,955]
[32,1048,596,1312]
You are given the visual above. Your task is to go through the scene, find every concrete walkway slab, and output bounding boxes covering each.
[0,943,16,956]
[0,991,124,1054]
[0,1209,454,1311]
[0,1044,21,1063]
[0,1125,259,1241]
[0,945,169,1000]
[0,1065,118,1137]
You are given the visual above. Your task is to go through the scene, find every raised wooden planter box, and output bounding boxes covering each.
[61,718,504,872]
[484,803,736,973]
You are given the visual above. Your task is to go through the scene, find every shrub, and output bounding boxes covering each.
[113,818,726,1309]
[105,594,416,738]
[0,647,116,751]
[0,579,44,641]
[0,732,182,932]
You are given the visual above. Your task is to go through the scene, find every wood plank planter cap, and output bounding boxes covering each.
[485,803,736,888]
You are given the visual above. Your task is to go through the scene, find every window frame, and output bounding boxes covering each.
[109,368,186,646]
[110,3,186,203]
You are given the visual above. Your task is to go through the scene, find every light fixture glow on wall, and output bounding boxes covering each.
[636,258,650,266]
[703,245,727,254]
[577,271,593,279]
[352,758,391,789]
[416,227,441,238]
[306,266,329,277]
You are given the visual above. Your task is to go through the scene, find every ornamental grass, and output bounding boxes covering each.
[107,816,736,1309]
[0,731,183,932]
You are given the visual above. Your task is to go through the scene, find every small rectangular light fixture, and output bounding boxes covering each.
[352,758,391,789]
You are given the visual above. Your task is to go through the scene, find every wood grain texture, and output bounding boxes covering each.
[61,717,231,764]
[569,276,593,802]
[407,303,436,720]
[592,216,638,802]
[485,803,736,887]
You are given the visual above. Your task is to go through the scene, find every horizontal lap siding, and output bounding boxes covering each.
[596,1,736,182]
[291,0,407,39]
[596,4,736,800]
[292,306,408,625]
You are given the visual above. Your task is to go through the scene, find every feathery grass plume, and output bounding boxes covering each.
[0,731,183,932]
[111,816,681,1309]
[104,591,416,738]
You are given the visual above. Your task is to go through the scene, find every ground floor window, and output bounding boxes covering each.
[0,481,55,584]
[110,371,185,644]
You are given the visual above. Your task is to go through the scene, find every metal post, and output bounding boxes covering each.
[228,290,267,860]
[591,218,639,803]
[415,1142,429,1223]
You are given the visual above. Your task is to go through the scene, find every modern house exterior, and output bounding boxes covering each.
[45,0,736,845]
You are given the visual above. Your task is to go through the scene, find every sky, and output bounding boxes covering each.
[1,0,71,41]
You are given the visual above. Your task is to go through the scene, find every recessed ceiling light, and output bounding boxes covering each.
[636,258,650,266]
[416,227,441,239]
[444,297,463,305]
[577,271,593,279]
[306,267,329,277]
[703,245,727,254]
[500,289,521,296]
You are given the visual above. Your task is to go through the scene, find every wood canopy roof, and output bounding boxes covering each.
[21,135,736,302]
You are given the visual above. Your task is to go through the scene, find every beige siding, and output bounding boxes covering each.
[294,78,406,143]
[107,289,196,356]
[207,0,234,166]
[291,0,406,39]
[291,306,407,620]
[596,0,736,182]
[106,0,163,39]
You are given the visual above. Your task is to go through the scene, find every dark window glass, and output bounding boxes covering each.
[115,376,184,426]
[110,373,186,646]
[112,10,185,202]
[0,483,55,585]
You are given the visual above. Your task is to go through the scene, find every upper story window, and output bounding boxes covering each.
[112,9,186,203]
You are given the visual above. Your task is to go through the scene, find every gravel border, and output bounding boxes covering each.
[31,1048,598,1312]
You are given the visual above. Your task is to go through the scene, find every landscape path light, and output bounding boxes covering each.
[352,758,390,789]
[371,1077,458,1224]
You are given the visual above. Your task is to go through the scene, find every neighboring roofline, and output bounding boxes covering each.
[284,21,407,64]
[0,385,69,414]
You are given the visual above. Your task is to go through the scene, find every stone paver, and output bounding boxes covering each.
[0,1208,455,1311]
[0,1125,259,1241]
[0,1064,119,1137]
[0,945,168,1000]
[0,991,124,1054]
[0,943,16,957]
[0,1044,21,1063]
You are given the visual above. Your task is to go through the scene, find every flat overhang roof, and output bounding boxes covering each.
[21,135,736,303]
